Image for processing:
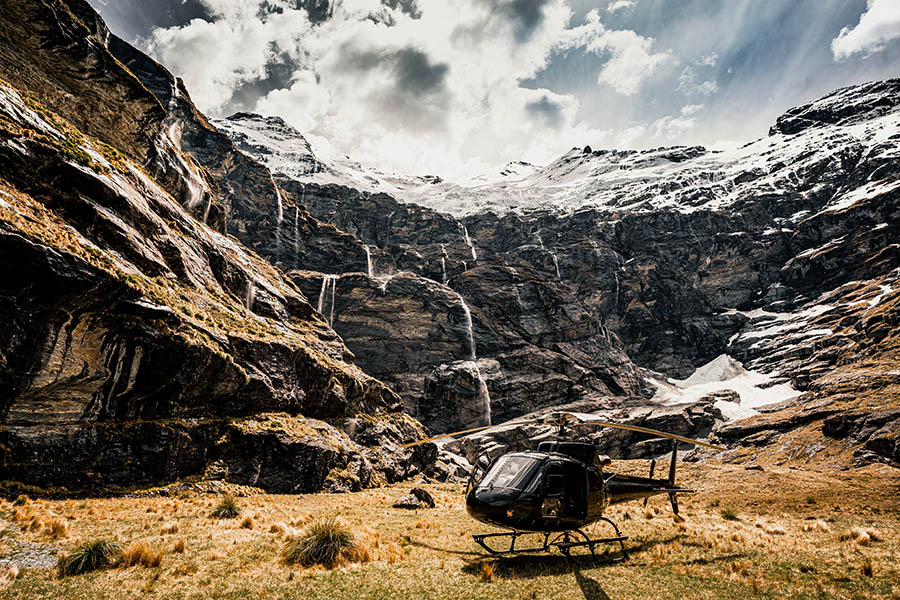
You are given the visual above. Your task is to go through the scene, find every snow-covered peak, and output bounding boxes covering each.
[214,113,323,180]
[213,79,900,219]
[770,78,900,136]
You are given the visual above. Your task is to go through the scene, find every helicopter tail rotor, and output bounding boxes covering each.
[666,441,685,520]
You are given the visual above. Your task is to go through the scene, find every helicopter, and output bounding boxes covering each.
[403,412,724,558]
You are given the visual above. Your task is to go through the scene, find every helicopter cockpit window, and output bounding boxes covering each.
[480,455,541,490]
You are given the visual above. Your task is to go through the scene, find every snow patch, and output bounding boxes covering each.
[651,355,801,421]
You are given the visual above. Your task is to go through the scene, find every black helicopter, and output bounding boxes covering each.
[404,412,724,557]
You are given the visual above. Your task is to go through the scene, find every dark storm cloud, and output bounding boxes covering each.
[87,0,209,42]
[339,45,449,97]
[525,95,564,128]
[382,0,422,19]
[491,0,551,42]
[222,52,301,115]
[393,48,449,96]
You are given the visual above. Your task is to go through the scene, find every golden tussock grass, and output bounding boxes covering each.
[0,564,19,588]
[120,541,163,569]
[44,517,69,539]
[239,516,254,530]
[160,522,179,535]
[0,463,896,599]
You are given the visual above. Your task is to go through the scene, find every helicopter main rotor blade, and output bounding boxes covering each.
[571,420,725,451]
[400,424,503,448]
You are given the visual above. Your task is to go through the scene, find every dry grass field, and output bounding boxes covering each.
[1,461,897,600]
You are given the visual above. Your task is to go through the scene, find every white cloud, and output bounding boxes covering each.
[678,66,718,97]
[561,10,671,95]
[607,1,635,14]
[832,0,900,61]
[649,115,695,141]
[145,1,673,178]
[681,103,704,116]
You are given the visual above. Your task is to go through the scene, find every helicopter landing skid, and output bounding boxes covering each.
[473,518,627,560]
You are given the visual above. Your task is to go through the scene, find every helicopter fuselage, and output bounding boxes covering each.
[465,442,691,533]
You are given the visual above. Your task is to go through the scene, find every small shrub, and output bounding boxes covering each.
[282,517,357,568]
[172,538,186,553]
[805,496,817,505]
[12,495,30,506]
[121,541,163,569]
[240,515,254,529]
[720,509,739,521]
[211,495,241,519]
[58,539,123,577]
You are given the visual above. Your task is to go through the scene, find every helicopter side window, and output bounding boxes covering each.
[545,462,565,496]
[480,455,541,490]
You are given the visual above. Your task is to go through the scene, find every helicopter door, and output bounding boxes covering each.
[541,461,566,519]
[562,462,588,521]
[541,461,588,522]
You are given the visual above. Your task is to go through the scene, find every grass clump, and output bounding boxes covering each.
[58,539,123,577]
[720,509,739,521]
[211,495,241,519]
[121,541,163,569]
[282,517,358,568]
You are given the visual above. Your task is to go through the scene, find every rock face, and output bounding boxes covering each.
[0,0,432,492]
[221,78,900,468]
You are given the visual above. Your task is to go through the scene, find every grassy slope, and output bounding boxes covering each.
[1,461,897,599]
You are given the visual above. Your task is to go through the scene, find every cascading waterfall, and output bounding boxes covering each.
[275,186,284,224]
[440,243,448,284]
[455,293,491,427]
[364,246,373,278]
[202,195,212,224]
[244,279,255,312]
[536,232,562,280]
[462,224,477,261]
[317,274,338,326]
[168,80,179,112]
[293,206,300,266]
[273,186,284,254]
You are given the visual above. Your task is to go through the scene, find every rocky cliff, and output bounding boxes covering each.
[220,79,900,468]
[0,0,433,493]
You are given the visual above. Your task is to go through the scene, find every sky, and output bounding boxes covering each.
[88,0,900,181]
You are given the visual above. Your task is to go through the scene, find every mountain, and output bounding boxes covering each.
[220,80,900,468]
[0,0,433,493]
[0,0,896,497]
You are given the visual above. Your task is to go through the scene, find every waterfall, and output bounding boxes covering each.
[244,279,255,312]
[202,195,212,224]
[440,243,448,284]
[293,206,300,267]
[537,231,561,280]
[455,293,491,426]
[273,187,284,255]
[275,187,284,224]
[168,80,179,113]
[364,246,373,278]
[317,274,338,326]
[462,225,477,260]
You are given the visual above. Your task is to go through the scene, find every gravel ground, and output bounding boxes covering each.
[1,524,58,570]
